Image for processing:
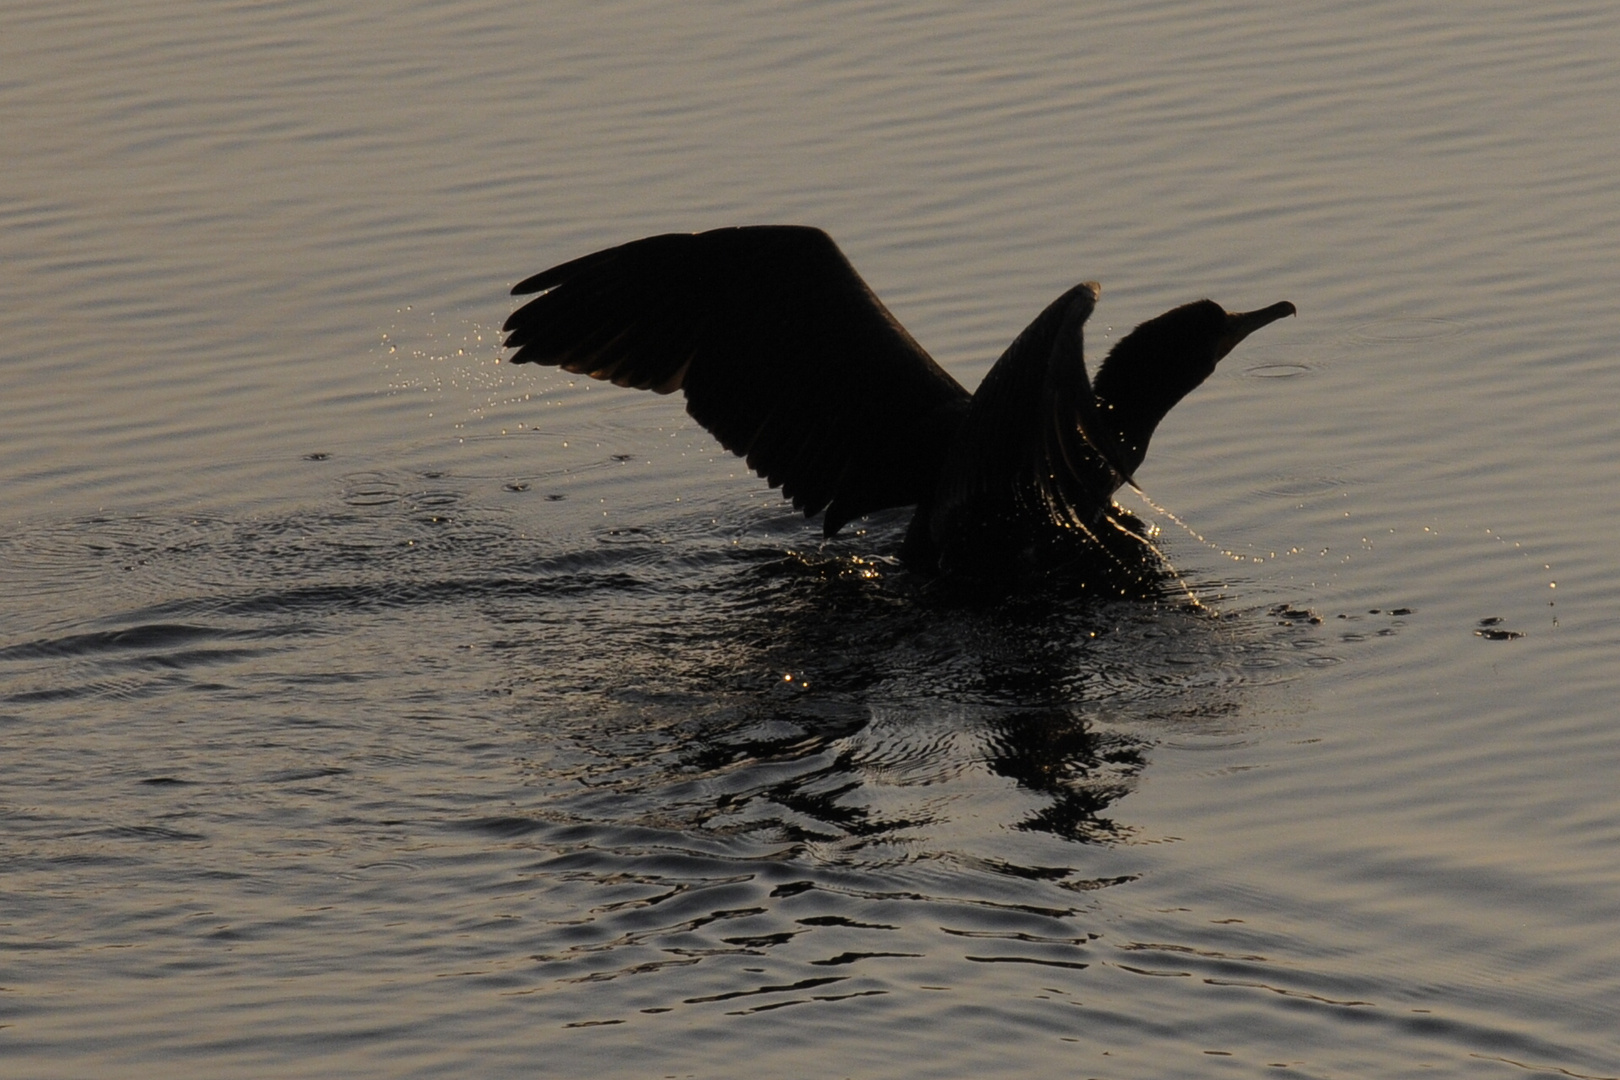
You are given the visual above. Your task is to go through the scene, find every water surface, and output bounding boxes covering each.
[4,2,1620,1077]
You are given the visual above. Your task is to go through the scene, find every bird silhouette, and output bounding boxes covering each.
[502,226,1293,585]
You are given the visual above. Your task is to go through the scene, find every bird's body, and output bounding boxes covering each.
[502,226,1294,586]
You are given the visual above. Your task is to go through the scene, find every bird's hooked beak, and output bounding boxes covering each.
[1215,300,1296,361]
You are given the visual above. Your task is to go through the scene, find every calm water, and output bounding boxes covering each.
[5,2,1620,1077]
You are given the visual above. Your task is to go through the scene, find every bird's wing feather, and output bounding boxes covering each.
[920,283,1133,571]
[503,226,971,534]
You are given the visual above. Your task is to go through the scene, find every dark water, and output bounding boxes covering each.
[5,2,1620,1077]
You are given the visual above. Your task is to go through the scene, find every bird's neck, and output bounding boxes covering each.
[1090,346,1208,480]
[1089,396,1153,479]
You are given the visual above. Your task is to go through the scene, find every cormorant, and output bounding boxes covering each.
[502,226,1293,584]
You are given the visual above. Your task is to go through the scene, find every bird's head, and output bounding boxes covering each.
[1090,298,1296,476]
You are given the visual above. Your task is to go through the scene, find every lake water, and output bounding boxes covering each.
[4,2,1619,1077]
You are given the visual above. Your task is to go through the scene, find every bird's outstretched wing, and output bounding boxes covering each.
[911,282,1146,578]
[919,284,1122,540]
[503,226,972,535]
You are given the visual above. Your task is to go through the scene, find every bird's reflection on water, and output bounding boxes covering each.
[983,710,1145,844]
[508,524,1283,861]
